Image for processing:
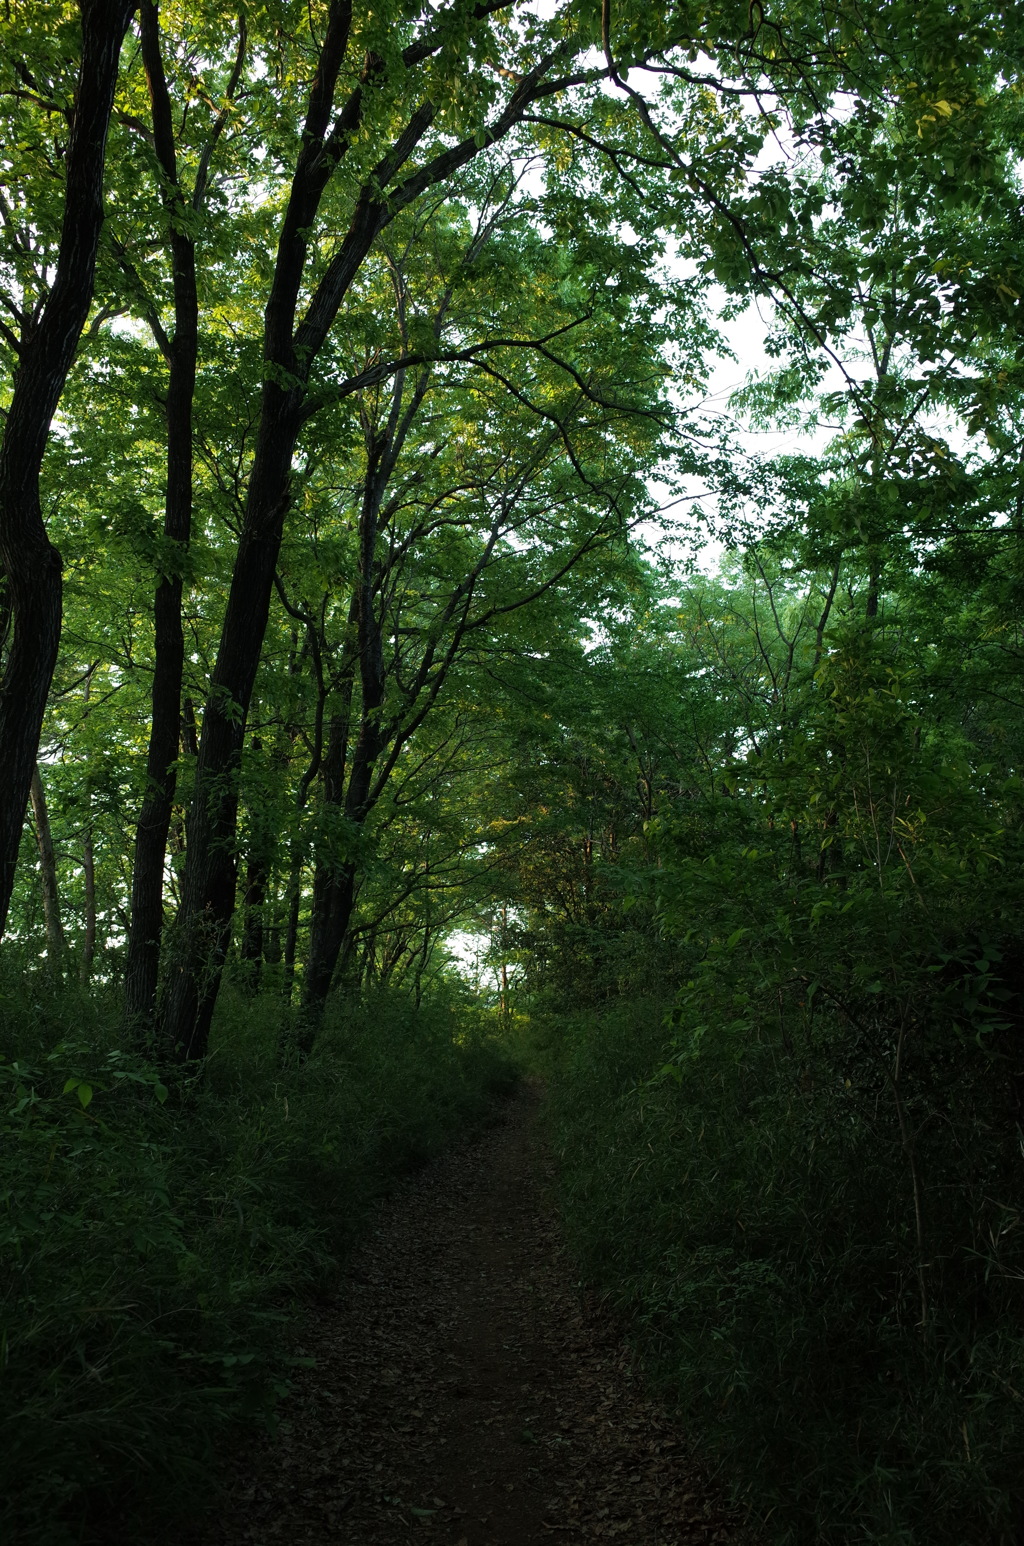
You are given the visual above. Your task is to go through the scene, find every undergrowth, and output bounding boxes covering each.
[0,960,514,1545]
[542,994,1024,1546]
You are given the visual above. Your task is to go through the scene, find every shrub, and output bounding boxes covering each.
[547,992,1024,1545]
[0,969,513,1545]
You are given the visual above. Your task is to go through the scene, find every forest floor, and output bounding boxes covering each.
[189,1083,745,1546]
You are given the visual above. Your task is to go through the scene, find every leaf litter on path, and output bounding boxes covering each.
[191,1085,747,1546]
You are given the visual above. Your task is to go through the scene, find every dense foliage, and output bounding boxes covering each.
[523,550,1024,1541]
[2,0,1023,1541]
[1,965,511,1543]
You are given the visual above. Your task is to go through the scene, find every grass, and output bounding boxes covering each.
[0,960,515,1546]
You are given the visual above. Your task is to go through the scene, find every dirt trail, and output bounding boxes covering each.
[195,1086,741,1546]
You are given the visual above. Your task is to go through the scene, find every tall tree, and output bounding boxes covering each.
[158,0,666,1058]
[0,0,137,937]
[123,1,246,1033]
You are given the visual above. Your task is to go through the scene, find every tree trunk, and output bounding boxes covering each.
[157,0,563,1058]
[30,764,66,971]
[157,0,367,1059]
[0,0,136,941]
[79,666,97,984]
[239,734,284,992]
[297,705,358,1046]
[263,877,283,967]
[159,403,305,1057]
[80,822,97,984]
[301,863,358,1034]
[300,437,389,1042]
[239,855,268,991]
[414,923,432,1009]
[124,0,199,1035]
[499,906,509,1022]
[866,552,880,620]
[282,845,303,1001]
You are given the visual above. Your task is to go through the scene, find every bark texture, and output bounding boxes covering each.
[300,432,390,1034]
[29,764,65,969]
[124,0,211,1033]
[0,0,137,940]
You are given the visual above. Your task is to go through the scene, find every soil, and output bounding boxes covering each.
[192,1084,744,1546]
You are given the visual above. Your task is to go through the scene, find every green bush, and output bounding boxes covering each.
[546,993,1024,1546]
[0,968,513,1545]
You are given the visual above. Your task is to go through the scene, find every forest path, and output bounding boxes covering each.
[194,1084,740,1546]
